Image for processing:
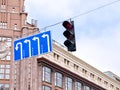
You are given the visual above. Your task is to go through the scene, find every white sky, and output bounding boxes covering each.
[25,0,120,76]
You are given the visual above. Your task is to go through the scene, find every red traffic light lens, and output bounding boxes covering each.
[62,21,72,30]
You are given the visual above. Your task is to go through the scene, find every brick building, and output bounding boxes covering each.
[12,41,120,90]
[0,0,120,90]
[0,0,38,90]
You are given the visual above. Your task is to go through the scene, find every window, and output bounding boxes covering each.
[12,7,15,13]
[4,84,9,90]
[55,72,62,87]
[0,22,7,29]
[0,64,10,79]
[104,81,108,85]
[0,84,9,90]
[42,85,51,90]
[1,5,6,12]
[84,85,90,90]
[0,64,5,79]
[6,65,10,68]
[5,69,10,74]
[0,69,4,73]
[0,74,4,79]
[6,56,10,60]
[65,77,73,90]
[14,24,17,30]
[90,73,95,78]
[64,59,69,65]
[82,69,87,74]
[74,64,78,70]
[5,74,10,79]
[1,0,6,12]
[0,84,4,90]
[42,66,51,83]
[0,65,5,68]
[53,53,59,60]
[75,82,82,90]
[97,77,101,82]
[110,84,114,88]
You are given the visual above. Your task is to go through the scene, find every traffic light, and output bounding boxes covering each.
[62,20,76,51]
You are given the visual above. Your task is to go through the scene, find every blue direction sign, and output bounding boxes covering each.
[14,31,52,61]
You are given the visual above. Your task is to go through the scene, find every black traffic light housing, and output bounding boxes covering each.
[62,20,76,51]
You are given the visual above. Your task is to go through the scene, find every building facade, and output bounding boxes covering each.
[12,41,120,90]
[0,0,120,90]
[0,0,38,90]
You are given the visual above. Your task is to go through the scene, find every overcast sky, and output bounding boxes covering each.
[25,0,120,76]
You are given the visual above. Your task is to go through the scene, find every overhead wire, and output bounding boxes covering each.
[21,0,120,36]
[39,0,120,31]
[71,0,120,20]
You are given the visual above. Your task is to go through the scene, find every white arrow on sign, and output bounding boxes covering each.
[42,34,50,52]
[15,42,23,60]
[32,37,40,55]
[24,39,31,57]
